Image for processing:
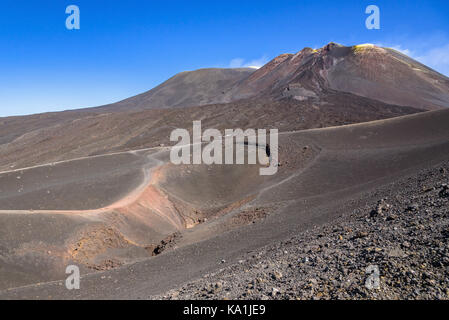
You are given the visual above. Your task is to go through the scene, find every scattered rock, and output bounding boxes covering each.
[271,271,283,280]
[406,203,419,212]
[152,161,449,300]
[271,287,280,297]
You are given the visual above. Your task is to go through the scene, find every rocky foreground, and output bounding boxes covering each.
[153,160,449,300]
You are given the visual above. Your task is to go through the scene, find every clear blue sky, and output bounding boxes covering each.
[1,0,448,116]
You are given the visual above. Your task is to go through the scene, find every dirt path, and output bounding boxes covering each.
[0,148,166,215]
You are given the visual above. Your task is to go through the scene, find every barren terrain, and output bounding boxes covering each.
[1,107,448,299]
[0,43,448,299]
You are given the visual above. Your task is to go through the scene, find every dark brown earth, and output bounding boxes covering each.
[97,43,449,112]
[3,43,447,172]
[225,43,449,110]
[0,43,448,299]
[92,68,255,112]
[0,108,448,299]
[0,95,422,172]
[153,160,449,300]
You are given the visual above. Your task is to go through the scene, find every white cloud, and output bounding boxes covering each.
[375,42,449,77]
[415,44,449,76]
[373,43,412,56]
[229,58,245,68]
[228,56,269,69]
[388,45,412,57]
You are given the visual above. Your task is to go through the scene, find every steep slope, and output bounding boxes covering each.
[3,42,448,171]
[2,108,448,298]
[328,44,449,109]
[228,43,449,110]
[95,68,255,112]
[83,43,449,114]
[0,95,422,171]
[1,42,449,295]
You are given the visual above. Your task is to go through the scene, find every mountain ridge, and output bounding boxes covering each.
[88,42,449,113]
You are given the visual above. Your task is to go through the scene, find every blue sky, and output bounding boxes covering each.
[0,0,448,117]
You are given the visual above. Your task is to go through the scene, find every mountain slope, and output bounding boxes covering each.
[95,68,255,112]
[93,43,449,113]
[3,42,446,170]
[226,43,449,110]
[2,107,448,298]
[0,95,422,171]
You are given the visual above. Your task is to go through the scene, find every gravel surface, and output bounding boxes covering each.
[153,161,449,300]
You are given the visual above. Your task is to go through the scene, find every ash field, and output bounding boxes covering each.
[0,43,449,299]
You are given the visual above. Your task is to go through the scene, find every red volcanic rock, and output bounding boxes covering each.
[227,43,449,109]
